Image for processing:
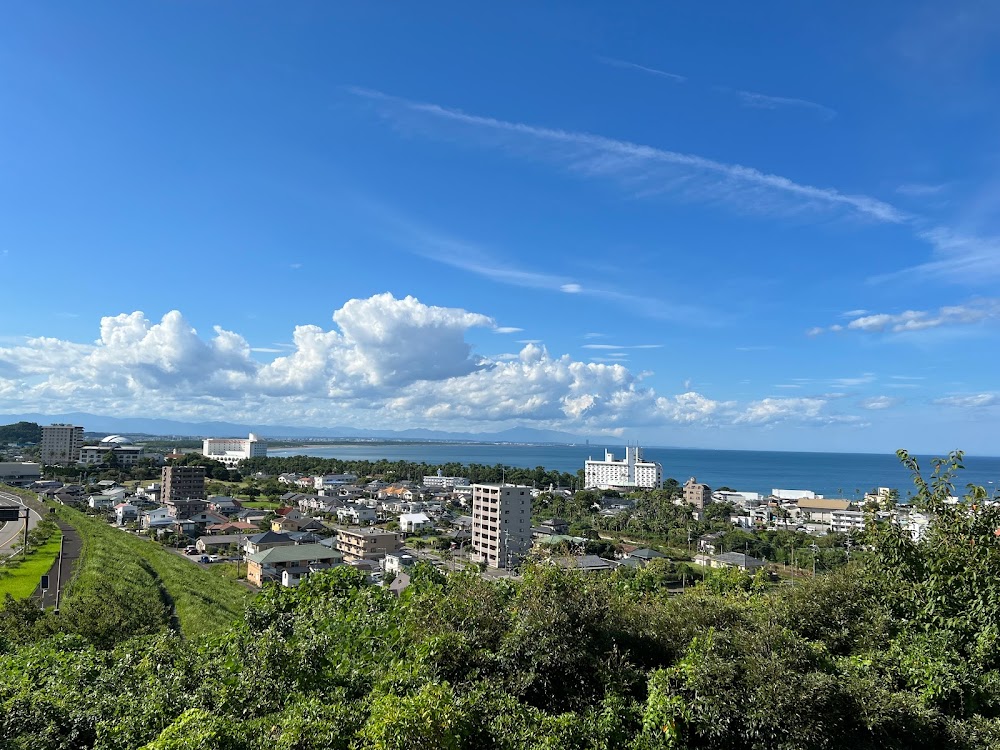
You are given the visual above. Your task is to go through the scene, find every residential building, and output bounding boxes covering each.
[549,554,616,574]
[161,465,206,504]
[584,446,662,490]
[165,498,210,520]
[0,462,42,486]
[336,504,376,526]
[696,551,767,571]
[772,489,817,501]
[398,512,432,533]
[797,498,852,524]
[313,473,358,489]
[40,424,84,465]
[79,436,145,467]
[335,527,402,562]
[244,530,294,557]
[471,483,532,569]
[114,503,139,525]
[683,477,712,511]
[422,471,469,489]
[383,552,418,574]
[246,543,343,586]
[201,433,267,468]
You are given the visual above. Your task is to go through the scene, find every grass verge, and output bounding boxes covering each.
[57,507,251,640]
[239,500,281,509]
[0,530,62,599]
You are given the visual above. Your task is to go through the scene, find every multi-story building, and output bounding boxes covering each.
[584,446,662,490]
[335,527,402,562]
[40,424,84,465]
[161,465,206,504]
[79,435,145,466]
[201,433,267,468]
[683,477,712,511]
[422,471,469,489]
[471,483,532,569]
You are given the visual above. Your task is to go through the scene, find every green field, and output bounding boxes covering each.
[239,500,281,509]
[57,507,251,640]
[0,530,62,599]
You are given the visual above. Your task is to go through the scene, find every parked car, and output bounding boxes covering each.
[184,546,198,555]
[198,555,210,564]
[208,555,220,563]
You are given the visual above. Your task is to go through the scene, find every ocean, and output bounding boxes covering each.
[268,442,1000,500]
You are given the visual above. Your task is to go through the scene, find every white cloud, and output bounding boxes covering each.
[860,395,901,410]
[581,343,663,350]
[810,299,1000,335]
[597,56,687,83]
[896,182,949,197]
[933,393,998,408]
[725,88,836,120]
[494,327,523,334]
[0,294,881,432]
[348,87,904,223]
[872,228,1000,284]
[560,283,583,294]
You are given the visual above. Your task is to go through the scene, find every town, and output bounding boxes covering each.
[0,423,941,598]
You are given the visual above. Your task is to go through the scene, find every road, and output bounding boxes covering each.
[0,489,41,558]
[37,520,83,609]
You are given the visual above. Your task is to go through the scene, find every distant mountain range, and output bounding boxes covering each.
[0,411,622,445]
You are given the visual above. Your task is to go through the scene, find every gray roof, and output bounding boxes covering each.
[628,548,666,560]
[552,554,615,571]
[714,552,766,568]
[197,534,249,546]
[247,543,344,565]
[247,530,292,545]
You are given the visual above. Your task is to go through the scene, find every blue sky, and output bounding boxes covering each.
[2,2,1000,454]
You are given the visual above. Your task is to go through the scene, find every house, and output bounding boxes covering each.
[398,512,432,534]
[796,498,852,524]
[246,543,344,586]
[336,527,402,562]
[336,504,376,526]
[696,551,767,571]
[141,507,174,530]
[539,518,570,535]
[205,521,258,535]
[549,554,617,574]
[114,502,139,525]
[207,497,241,516]
[626,548,666,565]
[388,570,411,597]
[244,530,294,556]
[196,534,250,554]
[384,552,418,574]
[88,494,117,510]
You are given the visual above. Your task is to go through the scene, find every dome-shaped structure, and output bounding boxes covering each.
[99,434,133,445]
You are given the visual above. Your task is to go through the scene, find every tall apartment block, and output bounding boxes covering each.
[584,446,662,490]
[161,465,206,503]
[683,477,712,511]
[471,483,532,569]
[40,424,84,465]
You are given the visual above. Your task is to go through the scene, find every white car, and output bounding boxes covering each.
[208,554,220,563]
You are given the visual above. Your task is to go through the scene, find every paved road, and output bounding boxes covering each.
[0,490,41,557]
[37,520,83,609]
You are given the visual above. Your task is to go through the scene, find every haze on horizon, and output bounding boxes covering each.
[1,2,999,456]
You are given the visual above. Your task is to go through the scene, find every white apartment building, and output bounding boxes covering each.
[422,471,469,489]
[584,446,662,490]
[40,423,84,465]
[201,433,267,467]
[471,483,532,569]
[79,435,145,466]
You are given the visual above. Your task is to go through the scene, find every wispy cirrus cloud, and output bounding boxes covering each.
[896,182,950,197]
[720,87,837,120]
[809,298,1000,335]
[860,395,902,410]
[596,56,687,83]
[582,343,663,350]
[871,227,1000,284]
[347,87,905,223]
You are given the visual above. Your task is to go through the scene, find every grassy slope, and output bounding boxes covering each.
[0,530,62,599]
[58,507,251,639]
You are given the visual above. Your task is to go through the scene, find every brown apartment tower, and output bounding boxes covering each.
[161,465,206,503]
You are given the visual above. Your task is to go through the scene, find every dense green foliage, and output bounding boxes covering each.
[0,452,998,748]
[241,455,578,489]
[0,421,42,444]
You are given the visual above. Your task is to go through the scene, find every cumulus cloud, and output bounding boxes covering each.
[0,293,874,432]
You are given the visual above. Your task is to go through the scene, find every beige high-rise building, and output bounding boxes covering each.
[40,424,84,465]
[471,483,532,569]
[161,465,206,503]
[683,477,712,511]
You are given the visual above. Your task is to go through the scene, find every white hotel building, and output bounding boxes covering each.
[202,433,268,468]
[584,446,662,491]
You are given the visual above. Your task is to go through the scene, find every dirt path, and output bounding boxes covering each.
[36,520,82,610]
